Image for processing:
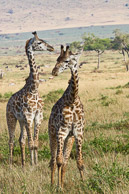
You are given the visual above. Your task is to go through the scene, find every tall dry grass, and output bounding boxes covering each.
[0,51,129,193]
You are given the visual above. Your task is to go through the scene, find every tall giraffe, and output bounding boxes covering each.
[49,45,85,188]
[6,32,54,166]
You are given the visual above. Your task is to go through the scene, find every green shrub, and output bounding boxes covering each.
[74,162,128,193]
[88,98,96,102]
[86,162,128,192]
[106,85,122,90]
[123,82,129,88]
[39,133,49,141]
[3,92,13,99]
[115,89,123,95]
[85,119,129,132]
[38,146,51,160]
[99,94,116,106]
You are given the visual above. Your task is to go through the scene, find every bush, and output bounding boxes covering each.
[115,89,123,95]
[38,146,51,160]
[3,92,13,99]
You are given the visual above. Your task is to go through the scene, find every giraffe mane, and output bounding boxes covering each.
[25,38,32,54]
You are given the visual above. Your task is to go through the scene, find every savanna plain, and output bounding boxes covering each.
[0,50,129,193]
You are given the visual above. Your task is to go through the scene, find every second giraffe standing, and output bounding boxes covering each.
[49,45,85,188]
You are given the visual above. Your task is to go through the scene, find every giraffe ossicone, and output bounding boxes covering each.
[6,32,54,166]
[49,45,85,188]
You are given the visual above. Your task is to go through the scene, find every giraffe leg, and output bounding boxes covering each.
[61,135,74,188]
[6,110,17,165]
[19,122,27,167]
[56,128,69,188]
[75,136,84,180]
[34,111,43,165]
[49,130,57,185]
[57,136,64,188]
[25,123,34,165]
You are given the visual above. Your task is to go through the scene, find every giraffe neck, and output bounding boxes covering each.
[26,46,39,92]
[64,62,79,104]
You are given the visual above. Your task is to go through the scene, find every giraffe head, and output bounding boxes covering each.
[52,45,80,76]
[25,31,54,53]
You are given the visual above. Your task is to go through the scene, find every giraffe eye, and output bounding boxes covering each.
[38,42,42,45]
[64,60,69,63]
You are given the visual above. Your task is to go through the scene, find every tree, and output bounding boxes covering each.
[112,29,129,71]
[70,41,82,52]
[82,33,111,69]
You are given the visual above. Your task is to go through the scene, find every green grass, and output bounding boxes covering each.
[123,82,129,88]
[0,134,9,164]
[71,133,129,159]
[0,51,129,193]
[38,146,51,160]
[43,89,64,105]
[115,89,123,95]
[0,92,13,101]
[85,119,129,131]
[42,89,64,122]
[88,135,129,155]
[39,133,49,141]
[85,162,129,193]
[0,132,51,165]
[106,82,129,90]
[3,92,13,99]
[99,94,116,106]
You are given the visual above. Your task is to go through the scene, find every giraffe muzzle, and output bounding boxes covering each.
[52,67,59,76]
[47,45,54,52]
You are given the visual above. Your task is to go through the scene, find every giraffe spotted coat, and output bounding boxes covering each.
[49,45,85,188]
[6,32,54,166]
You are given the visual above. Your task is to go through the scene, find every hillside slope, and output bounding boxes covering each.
[1,0,129,34]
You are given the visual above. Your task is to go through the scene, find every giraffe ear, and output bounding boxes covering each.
[66,45,69,55]
[66,46,69,50]
[32,31,39,40]
[61,45,64,56]
[32,31,37,35]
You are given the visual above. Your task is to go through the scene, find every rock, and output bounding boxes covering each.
[3,63,8,66]
[0,71,4,79]
[44,65,50,68]
[15,65,22,68]
[39,79,46,82]
[9,83,15,86]
[49,76,54,79]
[65,17,71,21]
[20,67,24,70]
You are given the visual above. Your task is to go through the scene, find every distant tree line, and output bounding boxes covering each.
[70,30,129,70]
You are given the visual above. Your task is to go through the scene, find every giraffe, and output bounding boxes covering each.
[6,31,54,167]
[48,45,85,188]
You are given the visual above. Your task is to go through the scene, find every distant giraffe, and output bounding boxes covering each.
[6,31,54,166]
[49,45,85,188]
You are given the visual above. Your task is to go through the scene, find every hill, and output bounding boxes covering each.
[1,0,129,34]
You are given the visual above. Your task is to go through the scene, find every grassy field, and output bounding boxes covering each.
[0,50,129,193]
